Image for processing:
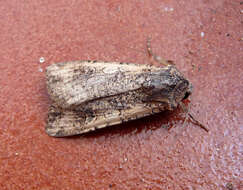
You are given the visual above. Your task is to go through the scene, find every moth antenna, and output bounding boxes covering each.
[146,37,174,66]
[179,102,209,132]
[188,113,209,132]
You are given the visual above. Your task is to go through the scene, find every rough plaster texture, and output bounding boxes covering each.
[0,0,242,189]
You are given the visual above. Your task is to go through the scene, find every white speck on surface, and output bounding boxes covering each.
[164,7,174,12]
[39,57,45,63]
[201,32,205,37]
[15,152,19,156]
[241,10,243,14]
[38,67,43,72]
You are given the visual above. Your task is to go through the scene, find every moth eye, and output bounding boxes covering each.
[183,91,191,100]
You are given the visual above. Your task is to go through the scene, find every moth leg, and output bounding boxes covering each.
[179,102,209,132]
[179,102,190,128]
[188,113,209,132]
[146,37,174,66]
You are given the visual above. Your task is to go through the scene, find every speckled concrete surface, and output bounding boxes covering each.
[0,0,242,189]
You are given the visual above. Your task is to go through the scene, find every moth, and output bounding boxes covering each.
[45,40,207,137]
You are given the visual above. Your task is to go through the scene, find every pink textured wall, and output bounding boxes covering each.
[0,0,242,189]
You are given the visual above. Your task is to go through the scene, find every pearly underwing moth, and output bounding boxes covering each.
[45,41,207,137]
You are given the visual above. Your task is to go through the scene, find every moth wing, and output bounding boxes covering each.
[46,61,160,109]
[46,103,162,137]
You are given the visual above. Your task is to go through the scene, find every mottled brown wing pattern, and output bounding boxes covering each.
[46,61,193,137]
[46,102,166,137]
[46,61,162,109]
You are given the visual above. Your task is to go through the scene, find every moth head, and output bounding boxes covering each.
[173,79,193,103]
[144,66,193,110]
